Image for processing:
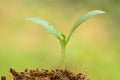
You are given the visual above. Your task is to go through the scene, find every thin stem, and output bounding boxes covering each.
[59,33,67,68]
[60,44,66,67]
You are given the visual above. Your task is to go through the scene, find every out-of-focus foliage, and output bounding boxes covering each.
[0,0,120,80]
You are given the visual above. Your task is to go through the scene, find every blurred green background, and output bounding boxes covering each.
[0,0,120,80]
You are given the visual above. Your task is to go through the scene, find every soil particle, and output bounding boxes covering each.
[1,68,88,80]
[1,76,6,80]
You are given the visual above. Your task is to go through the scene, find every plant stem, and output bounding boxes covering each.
[60,44,66,67]
[59,33,67,68]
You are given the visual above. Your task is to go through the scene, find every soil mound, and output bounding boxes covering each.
[1,68,88,80]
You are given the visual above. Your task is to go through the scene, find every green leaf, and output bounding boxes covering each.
[67,10,106,43]
[26,17,61,40]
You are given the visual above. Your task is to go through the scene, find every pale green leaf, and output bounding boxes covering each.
[67,10,106,43]
[26,17,61,40]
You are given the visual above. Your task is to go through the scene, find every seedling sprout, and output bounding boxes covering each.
[26,10,105,67]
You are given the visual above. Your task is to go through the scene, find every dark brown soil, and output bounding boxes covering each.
[1,68,88,80]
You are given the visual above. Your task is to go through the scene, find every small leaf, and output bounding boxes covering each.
[61,32,66,40]
[26,17,61,40]
[67,10,106,43]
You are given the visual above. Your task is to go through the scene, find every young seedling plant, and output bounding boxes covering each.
[26,10,105,68]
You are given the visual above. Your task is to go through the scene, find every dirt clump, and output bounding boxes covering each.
[1,68,88,80]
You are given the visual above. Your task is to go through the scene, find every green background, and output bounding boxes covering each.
[0,0,120,80]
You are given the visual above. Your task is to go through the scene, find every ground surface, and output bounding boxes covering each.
[1,68,88,80]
